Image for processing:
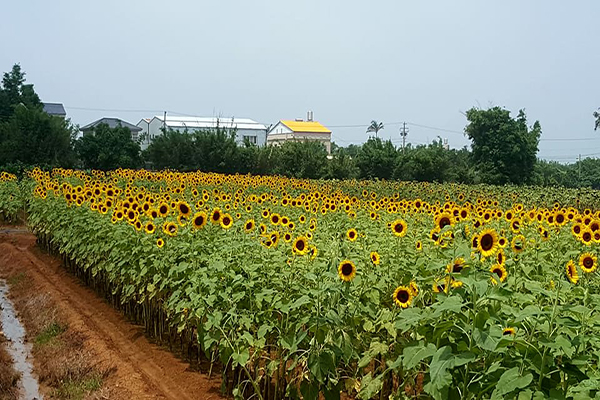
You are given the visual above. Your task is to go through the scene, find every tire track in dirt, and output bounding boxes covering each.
[0,232,224,400]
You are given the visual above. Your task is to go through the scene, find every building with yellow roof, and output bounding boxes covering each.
[267,112,332,154]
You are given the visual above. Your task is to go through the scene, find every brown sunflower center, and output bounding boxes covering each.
[349,231,356,239]
[583,232,592,242]
[245,222,252,229]
[212,212,220,221]
[439,217,450,229]
[396,290,409,303]
[480,234,493,251]
[394,223,404,233]
[194,216,204,226]
[180,204,190,214]
[295,240,305,251]
[222,217,231,225]
[584,257,594,268]
[556,214,565,224]
[159,206,167,214]
[453,264,463,273]
[493,268,503,278]
[341,263,353,276]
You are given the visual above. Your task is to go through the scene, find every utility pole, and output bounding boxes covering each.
[163,111,167,131]
[399,122,409,151]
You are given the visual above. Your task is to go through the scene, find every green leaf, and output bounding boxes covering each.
[431,296,464,317]
[491,367,533,398]
[308,351,335,384]
[473,328,499,351]
[358,373,383,400]
[429,346,454,390]
[403,343,437,369]
[394,308,424,332]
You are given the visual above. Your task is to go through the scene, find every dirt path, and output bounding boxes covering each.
[0,230,224,400]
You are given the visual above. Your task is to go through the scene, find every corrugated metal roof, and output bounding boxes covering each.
[280,120,331,133]
[42,102,66,116]
[80,117,142,132]
[157,116,267,131]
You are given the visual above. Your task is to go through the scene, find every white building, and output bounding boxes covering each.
[267,114,332,154]
[137,115,268,150]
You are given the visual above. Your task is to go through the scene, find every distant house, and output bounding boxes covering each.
[80,117,143,141]
[42,102,66,118]
[137,115,268,151]
[267,113,332,154]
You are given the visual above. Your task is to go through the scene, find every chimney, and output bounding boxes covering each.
[307,111,313,122]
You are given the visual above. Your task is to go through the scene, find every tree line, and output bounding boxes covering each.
[2,63,600,189]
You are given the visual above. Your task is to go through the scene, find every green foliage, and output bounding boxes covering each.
[75,123,142,170]
[356,138,398,180]
[0,64,42,121]
[0,64,75,169]
[366,120,384,138]
[465,107,541,185]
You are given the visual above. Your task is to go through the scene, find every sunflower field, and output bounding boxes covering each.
[3,167,600,399]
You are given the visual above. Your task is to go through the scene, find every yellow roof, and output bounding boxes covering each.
[281,120,331,133]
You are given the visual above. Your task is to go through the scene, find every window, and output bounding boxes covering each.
[243,135,257,144]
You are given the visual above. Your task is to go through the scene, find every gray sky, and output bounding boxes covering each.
[2,0,599,162]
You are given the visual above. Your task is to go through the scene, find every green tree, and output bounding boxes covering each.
[143,129,197,170]
[0,106,76,167]
[465,107,541,185]
[366,120,384,139]
[0,64,41,121]
[75,123,142,170]
[356,138,397,179]
[272,140,328,179]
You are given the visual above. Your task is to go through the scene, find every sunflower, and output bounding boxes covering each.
[566,260,579,284]
[498,236,507,248]
[391,219,407,237]
[177,201,192,217]
[338,260,356,282]
[220,213,233,229]
[163,221,178,237]
[156,238,165,248]
[192,212,208,229]
[270,213,281,226]
[392,286,412,308]
[579,253,597,273]
[346,228,358,242]
[435,212,454,230]
[502,327,516,336]
[490,264,507,285]
[370,251,380,265]
[432,277,450,294]
[283,232,293,243]
[446,257,466,274]
[496,249,505,265]
[144,221,156,234]
[478,229,499,257]
[415,240,423,251]
[511,235,526,253]
[510,218,521,233]
[581,229,593,246]
[293,236,309,255]
[309,245,318,260]
[158,203,169,217]
[409,281,419,297]
[210,208,222,224]
[259,223,267,234]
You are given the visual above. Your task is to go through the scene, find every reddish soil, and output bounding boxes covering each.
[0,229,225,400]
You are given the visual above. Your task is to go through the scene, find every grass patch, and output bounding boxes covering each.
[52,373,103,400]
[34,321,66,345]
[7,272,26,286]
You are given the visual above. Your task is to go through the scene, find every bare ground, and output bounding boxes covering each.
[0,229,224,400]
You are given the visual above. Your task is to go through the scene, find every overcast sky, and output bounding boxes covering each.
[2,1,599,162]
